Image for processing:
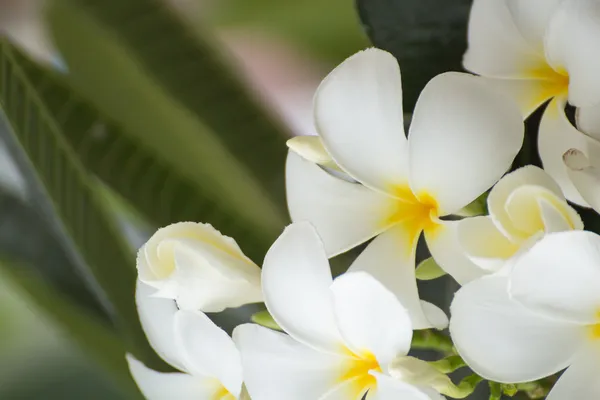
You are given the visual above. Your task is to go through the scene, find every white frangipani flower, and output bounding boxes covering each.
[127,282,245,400]
[286,48,524,285]
[450,231,600,400]
[137,222,262,313]
[234,222,445,400]
[464,0,600,205]
[458,166,582,273]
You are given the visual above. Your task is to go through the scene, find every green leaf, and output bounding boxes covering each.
[0,185,107,318]
[47,0,290,258]
[356,0,471,110]
[416,257,447,281]
[251,310,282,331]
[0,259,142,398]
[0,41,164,369]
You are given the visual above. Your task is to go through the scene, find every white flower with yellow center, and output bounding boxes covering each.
[137,222,262,312]
[458,166,582,272]
[234,222,445,400]
[286,48,524,287]
[464,0,600,205]
[127,282,245,400]
[450,231,600,400]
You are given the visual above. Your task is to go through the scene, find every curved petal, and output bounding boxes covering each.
[425,221,488,285]
[506,0,564,50]
[564,149,600,213]
[135,281,185,372]
[488,165,570,240]
[538,97,600,206]
[367,372,443,400]
[126,355,222,400]
[314,48,409,192]
[510,231,600,325]
[408,72,524,215]
[331,272,413,367]
[233,324,348,400]
[477,76,568,118]
[262,222,343,353]
[458,216,520,272]
[576,102,600,141]
[173,311,242,397]
[450,276,583,383]
[538,195,582,233]
[286,152,396,256]
[464,0,546,78]
[347,226,447,330]
[545,0,600,107]
[546,346,600,400]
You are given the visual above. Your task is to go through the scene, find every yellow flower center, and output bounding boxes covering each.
[385,186,441,249]
[339,350,382,398]
[527,64,570,110]
[590,324,600,340]
[212,384,235,400]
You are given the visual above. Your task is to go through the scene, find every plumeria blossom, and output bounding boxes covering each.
[286,48,524,285]
[458,166,582,273]
[234,222,446,400]
[136,222,262,312]
[464,0,600,205]
[127,282,246,400]
[450,230,600,399]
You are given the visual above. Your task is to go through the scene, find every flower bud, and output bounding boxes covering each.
[137,222,263,312]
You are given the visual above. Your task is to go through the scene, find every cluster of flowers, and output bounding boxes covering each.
[128,1,600,399]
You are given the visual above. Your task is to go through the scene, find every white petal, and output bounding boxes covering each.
[314,48,409,192]
[347,226,447,330]
[233,324,348,400]
[168,241,262,312]
[367,372,444,400]
[464,0,546,78]
[331,272,412,368]
[488,165,568,241]
[564,149,600,213]
[576,102,600,141]
[425,221,488,285]
[545,0,600,107]
[457,216,520,272]
[509,231,600,325]
[506,0,564,50]
[286,152,397,256]
[546,346,600,400]
[538,196,582,233]
[135,281,185,371]
[173,311,242,397]
[538,97,600,205]
[450,276,582,383]
[408,72,524,215]
[126,355,222,400]
[477,76,569,118]
[262,222,343,353]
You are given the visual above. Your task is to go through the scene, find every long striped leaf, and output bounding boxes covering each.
[0,41,164,370]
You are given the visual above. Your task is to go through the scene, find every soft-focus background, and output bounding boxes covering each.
[0,0,480,398]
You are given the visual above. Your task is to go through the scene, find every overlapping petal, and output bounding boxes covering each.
[564,149,600,212]
[510,231,600,325]
[286,152,396,256]
[173,311,243,397]
[331,272,412,367]
[126,355,222,400]
[408,72,524,215]
[233,324,347,400]
[347,225,447,330]
[313,48,409,192]
[546,347,600,400]
[464,0,546,78]
[506,0,564,50]
[425,221,488,285]
[545,0,600,107]
[135,281,185,371]
[450,276,582,383]
[262,222,343,353]
[367,372,444,400]
[538,97,600,205]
